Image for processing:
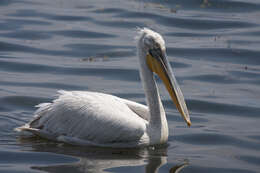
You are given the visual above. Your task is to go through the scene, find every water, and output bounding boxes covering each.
[1,0,260,172]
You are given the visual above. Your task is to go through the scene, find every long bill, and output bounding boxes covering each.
[146,50,191,127]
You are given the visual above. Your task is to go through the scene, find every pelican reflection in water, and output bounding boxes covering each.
[16,28,191,148]
[23,140,189,173]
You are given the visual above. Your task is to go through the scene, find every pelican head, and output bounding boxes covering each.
[137,28,191,126]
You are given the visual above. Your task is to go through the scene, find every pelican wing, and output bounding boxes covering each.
[116,97,149,121]
[19,91,148,146]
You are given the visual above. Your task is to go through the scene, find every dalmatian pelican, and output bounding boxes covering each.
[16,28,191,148]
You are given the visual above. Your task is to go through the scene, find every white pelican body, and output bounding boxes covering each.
[16,28,191,148]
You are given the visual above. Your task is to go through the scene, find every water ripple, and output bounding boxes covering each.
[184,74,238,84]
[174,133,260,150]
[8,9,91,22]
[0,150,78,165]
[238,155,260,166]
[0,96,49,110]
[0,40,135,59]
[52,30,116,38]
[115,10,257,29]
[0,81,87,90]
[185,165,255,173]
[168,47,260,65]
[1,30,51,40]
[0,60,139,81]
[187,99,260,118]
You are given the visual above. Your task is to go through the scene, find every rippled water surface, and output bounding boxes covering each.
[1,0,260,172]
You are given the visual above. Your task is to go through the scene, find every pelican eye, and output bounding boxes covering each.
[155,42,161,49]
[149,47,162,60]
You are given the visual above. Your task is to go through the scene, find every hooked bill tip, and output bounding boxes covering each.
[187,120,191,127]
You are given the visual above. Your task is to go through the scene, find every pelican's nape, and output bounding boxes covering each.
[15,28,191,148]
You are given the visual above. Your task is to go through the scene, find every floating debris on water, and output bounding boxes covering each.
[81,55,110,62]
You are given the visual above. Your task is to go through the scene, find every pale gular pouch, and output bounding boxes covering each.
[146,45,191,127]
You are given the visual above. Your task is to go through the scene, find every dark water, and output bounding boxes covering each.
[1,0,260,172]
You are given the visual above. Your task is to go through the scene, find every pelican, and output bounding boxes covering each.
[16,28,191,148]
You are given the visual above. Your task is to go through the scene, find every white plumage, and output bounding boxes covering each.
[16,28,191,148]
